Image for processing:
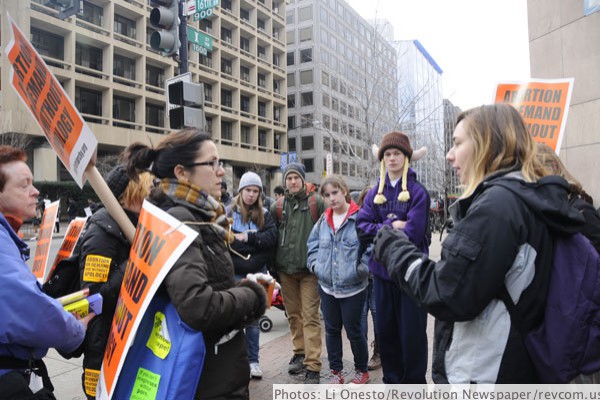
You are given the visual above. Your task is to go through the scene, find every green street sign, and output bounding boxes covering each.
[195,0,219,12]
[187,26,213,51]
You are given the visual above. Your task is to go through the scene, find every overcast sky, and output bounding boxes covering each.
[346,0,531,111]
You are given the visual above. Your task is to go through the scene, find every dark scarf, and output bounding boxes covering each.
[159,179,234,243]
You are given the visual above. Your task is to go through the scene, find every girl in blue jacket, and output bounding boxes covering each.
[307,175,370,384]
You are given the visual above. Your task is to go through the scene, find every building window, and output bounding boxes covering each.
[221,58,232,75]
[80,1,103,26]
[241,95,250,112]
[286,30,294,45]
[274,133,281,150]
[300,48,312,63]
[274,106,281,121]
[221,0,232,12]
[200,19,212,34]
[322,94,330,108]
[113,54,136,80]
[146,64,164,87]
[259,129,268,148]
[257,45,266,60]
[241,125,251,145]
[114,14,136,38]
[288,94,296,108]
[288,115,296,130]
[323,136,331,151]
[240,8,250,21]
[240,37,250,52]
[301,114,313,127]
[257,18,266,31]
[298,5,312,21]
[301,136,314,151]
[31,27,64,60]
[322,71,329,86]
[76,43,103,71]
[221,89,233,108]
[221,121,233,142]
[301,92,313,106]
[304,158,314,173]
[204,84,213,102]
[286,10,294,24]
[258,73,266,88]
[288,137,296,152]
[258,101,266,117]
[113,96,135,125]
[221,27,232,43]
[287,72,295,87]
[240,65,250,82]
[300,70,313,85]
[75,86,102,121]
[287,51,294,66]
[299,27,313,42]
[145,103,164,132]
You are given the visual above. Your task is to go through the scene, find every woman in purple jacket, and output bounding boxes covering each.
[356,132,430,384]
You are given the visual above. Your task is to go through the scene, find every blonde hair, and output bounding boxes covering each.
[320,174,351,203]
[536,142,583,195]
[457,104,547,198]
[120,172,154,208]
[231,189,265,229]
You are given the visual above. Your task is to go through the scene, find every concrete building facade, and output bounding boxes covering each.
[0,0,287,191]
[527,0,600,202]
[285,0,398,190]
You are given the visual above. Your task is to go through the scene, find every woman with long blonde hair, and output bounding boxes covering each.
[373,103,584,383]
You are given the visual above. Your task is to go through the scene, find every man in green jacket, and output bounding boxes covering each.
[271,162,325,384]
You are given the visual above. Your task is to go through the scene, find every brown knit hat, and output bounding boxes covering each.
[378,131,413,161]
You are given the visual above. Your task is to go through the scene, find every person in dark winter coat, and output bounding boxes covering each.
[227,171,277,379]
[126,129,268,400]
[78,162,153,399]
[356,131,430,384]
[373,104,585,383]
[536,143,600,254]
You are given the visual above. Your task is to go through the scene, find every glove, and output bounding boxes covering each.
[373,225,410,264]
[246,272,281,290]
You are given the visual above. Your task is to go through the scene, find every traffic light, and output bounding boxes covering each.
[168,81,205,130]
[48,0,81,19]
[150,0,180,57]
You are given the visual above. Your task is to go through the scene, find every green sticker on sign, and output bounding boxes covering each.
[131,368,160,400]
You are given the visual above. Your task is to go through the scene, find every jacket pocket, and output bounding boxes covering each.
[442,231,481,262]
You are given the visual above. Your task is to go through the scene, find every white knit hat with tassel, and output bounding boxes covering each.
[372,131,427,205]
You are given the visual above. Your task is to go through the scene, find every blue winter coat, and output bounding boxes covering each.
[307,202,369,296]
[0,213,84,376]
[356,168,430,281]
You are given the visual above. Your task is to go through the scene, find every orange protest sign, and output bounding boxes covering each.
[32,200,59,282]
[494,78,574,153]
[96,201,197,400]
[5,15,97,187]
[45,217,88,283]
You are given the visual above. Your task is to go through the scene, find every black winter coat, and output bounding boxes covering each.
[78,207,136,399]
[151,193,266,400]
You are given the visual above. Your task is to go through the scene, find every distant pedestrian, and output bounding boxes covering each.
[67,197,78,222]
[373,104,584,383]
[273,185,284,200]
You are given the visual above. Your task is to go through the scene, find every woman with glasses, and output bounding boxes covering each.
[126,129,268,399]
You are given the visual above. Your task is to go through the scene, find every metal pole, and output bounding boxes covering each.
[178,0,188,74]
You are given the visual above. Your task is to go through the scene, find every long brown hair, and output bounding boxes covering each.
[231,189,265,229]
[457,104,547,197]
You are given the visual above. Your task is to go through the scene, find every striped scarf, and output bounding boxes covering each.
[159,178,234,244]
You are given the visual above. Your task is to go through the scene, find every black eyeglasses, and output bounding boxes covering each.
[185,159,224,171]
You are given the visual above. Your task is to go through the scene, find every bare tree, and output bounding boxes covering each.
[0,132,33,149]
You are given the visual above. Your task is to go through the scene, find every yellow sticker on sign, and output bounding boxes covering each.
[84,368,100,396]
[131,367,160,400]
[83,254,111,282]
[146,311,171,359]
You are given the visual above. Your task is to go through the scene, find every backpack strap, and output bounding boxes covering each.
[308,193,319,223]
[499,285,527,339]
[275,196,285,224]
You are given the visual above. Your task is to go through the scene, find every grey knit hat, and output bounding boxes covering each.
[238,171,262,192]
[284,162,306,183]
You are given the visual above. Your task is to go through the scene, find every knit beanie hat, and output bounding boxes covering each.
[284,162,306,183]
[238,171,262,192]
[106,165,130,200]
[373,132,425,205]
